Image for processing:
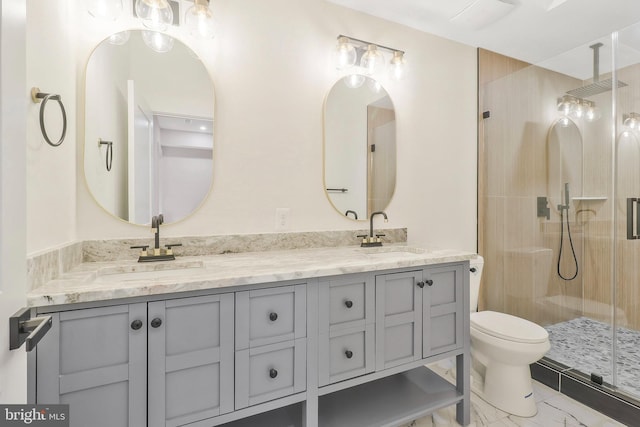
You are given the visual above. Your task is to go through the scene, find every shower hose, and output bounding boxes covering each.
[558,208,579,280]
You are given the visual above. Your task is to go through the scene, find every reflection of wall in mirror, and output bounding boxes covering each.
[85,41,129,220]
[368,104,396,214]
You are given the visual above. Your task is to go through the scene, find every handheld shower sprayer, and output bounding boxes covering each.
[557,182,578,280]
[558,183,570,211]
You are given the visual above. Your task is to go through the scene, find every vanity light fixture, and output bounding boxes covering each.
[333,35,407,81]
[557,94,600,123]
[87,0,124,20]
[185,0,216,40]
[135,0,174,31]
[108,30,131,45]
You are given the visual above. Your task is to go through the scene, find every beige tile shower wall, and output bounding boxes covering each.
[479,49,594,326]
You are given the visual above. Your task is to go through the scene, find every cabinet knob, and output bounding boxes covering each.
[269,368,278,379]
[417,281,425,288]
[426,279,434,287]
[345,350,353,359]
[150,318,163,328]
[344,300,353,308]
[269,312,278,322]
[130,319,143,330]
[470,267,477,273]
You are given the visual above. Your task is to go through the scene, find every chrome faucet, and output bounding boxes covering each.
[358,211,388,247]
[130,214,182,262]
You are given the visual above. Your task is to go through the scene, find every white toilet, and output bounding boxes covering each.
[469,256,550,417]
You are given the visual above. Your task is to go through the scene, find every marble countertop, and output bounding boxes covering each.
[27,245,476,307]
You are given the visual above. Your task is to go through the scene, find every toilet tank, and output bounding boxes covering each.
[469,255,484,312]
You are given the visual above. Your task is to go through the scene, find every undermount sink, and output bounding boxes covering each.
[94,260,205,283]
[358,246,426,257]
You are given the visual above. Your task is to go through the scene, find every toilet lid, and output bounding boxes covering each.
[470,311,549,344]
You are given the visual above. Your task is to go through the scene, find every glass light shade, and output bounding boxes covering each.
[360,45,384,75]
[624,116,639,129]
[344,74,365,89]
[585,105,601,122]
[136,0,173,31]
[185,0,215,39]
[389,51,408,81]
[569,102,584,120]
[142,30,174,53]
[558,116,571,128]
[366,77,383,93]
[108,31,131,45]
[333,37,357,70]
[87,0,123,20]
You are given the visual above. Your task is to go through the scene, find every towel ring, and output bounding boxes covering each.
[98,139,113,171]
[31,87,67,147]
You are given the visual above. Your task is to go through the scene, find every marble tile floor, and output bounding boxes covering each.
[545,317,640,397]
[402,363,627,427]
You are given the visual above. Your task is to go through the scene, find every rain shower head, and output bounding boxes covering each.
[566,43,627,98]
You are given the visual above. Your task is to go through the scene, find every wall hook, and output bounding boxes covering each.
[31,87,67,147]
[98,139,114,171]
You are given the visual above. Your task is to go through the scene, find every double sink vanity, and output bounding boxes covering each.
[25,242,474,427]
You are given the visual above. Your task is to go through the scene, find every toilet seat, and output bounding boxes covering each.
[471,311,548,344]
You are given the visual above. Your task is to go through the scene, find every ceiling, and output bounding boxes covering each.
[325,0,640,79]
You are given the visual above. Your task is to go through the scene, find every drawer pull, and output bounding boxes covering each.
[269,312,278,322]
[426,279,434,287]
[269,368,278,379]
[344,300,353,308]
[150,318,163,328]
[130,320,143,330]
[417,281,425,288]
[345,350,353,359]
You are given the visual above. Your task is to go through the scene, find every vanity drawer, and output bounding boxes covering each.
[319,273,374,333]
[235,338,306,409]
[236,284,306,350]
[319,324,375,386]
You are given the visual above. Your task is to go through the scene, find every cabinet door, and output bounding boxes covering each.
[236,284,306,350]
[36,304,147,427]
[148,294,234,427]
[375,270,423,370]
[423,264,464,357]
[235,338,307,408]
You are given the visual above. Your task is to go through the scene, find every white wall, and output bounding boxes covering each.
[0,0,27,403]
[73,0,477,251]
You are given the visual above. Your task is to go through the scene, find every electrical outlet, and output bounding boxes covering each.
[275,208,290,231]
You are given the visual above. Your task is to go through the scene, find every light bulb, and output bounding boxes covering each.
[569,102,584,120]
[185,0,215,39]
[142,31,174,53]
[108,31,130,45]
[333,37,357,70]
[585,105,601,122]
[87,0,123,20]
[360,45,384,75]
[366,77,382,93]
[389,51,407,81]
[136,0,173,31]
[344,74,365,89]
[624,116,639,129]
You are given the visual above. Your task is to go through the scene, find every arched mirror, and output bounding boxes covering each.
[84,30,214,225]
[323,76,396,220]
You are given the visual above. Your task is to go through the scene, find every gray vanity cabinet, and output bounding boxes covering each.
[318,273,375,386]
[35,294,235,427]
[234,285,307,409]
[36,304,147,427]
[148,294,235,427]
[375,264,464,370]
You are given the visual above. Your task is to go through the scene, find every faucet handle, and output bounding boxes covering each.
[165,243,182,256]
[130,245,149,256]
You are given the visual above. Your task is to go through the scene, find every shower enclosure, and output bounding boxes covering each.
[479,20,640,403]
